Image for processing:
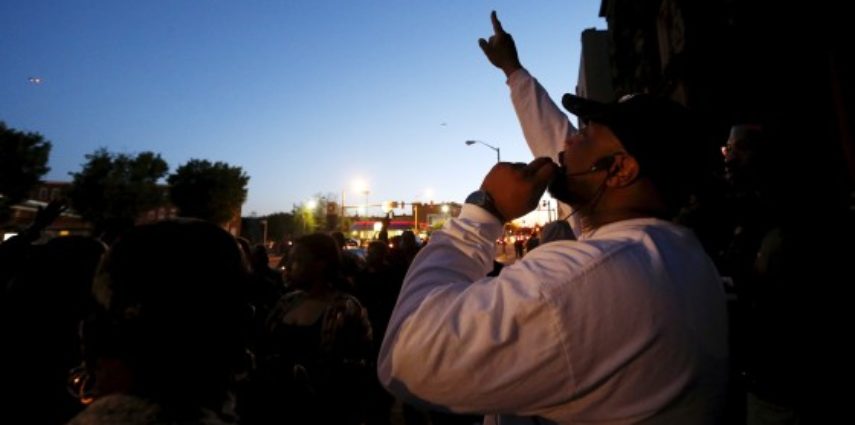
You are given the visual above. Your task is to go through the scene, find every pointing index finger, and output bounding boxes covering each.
[491,11,506,35]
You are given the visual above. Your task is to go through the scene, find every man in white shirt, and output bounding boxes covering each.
[377,12,727,425]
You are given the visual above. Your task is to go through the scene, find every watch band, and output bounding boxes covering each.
[465,190,506,223]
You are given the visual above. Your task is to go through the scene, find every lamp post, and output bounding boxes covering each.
[412,188,433,233]
[465,140,501,163]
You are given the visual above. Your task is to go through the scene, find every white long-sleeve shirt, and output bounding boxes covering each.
[378,205,728,424]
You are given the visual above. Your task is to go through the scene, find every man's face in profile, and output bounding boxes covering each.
[548,122,621,207]
[723,125,763,188]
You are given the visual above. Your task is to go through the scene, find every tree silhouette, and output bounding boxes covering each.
[0,122,51,223]
[68,149,168,238]
[264,211,295,243]
[168,159,249,225]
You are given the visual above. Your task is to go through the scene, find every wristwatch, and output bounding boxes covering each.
[465,190,506,223]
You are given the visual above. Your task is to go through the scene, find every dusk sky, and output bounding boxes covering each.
[1,1,604,217]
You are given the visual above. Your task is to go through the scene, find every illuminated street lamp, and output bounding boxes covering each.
[465,140,500,163]
[342,178,370,218]
[303,199,318,234]
[351,178,370,216]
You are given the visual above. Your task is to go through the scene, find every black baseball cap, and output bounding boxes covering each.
[561,93,713,211]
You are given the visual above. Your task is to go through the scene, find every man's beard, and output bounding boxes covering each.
[547,167,582,205]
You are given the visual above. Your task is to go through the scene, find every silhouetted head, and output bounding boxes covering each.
[83,219,250,410]
[286,233,344,291]
[9,235,106,318]
[366,240,389,268]
[331,231,346,249]
[386,235,401,251]
[540,220,576,244]
[250,244,270,271]
[400,230,418,252]
[722,124,767,189]
[236,237,253,270]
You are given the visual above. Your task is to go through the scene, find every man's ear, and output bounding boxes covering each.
[605,154,640,188]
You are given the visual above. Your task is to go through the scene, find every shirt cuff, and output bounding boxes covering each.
[457,204,505,239]
[505,67,530,87]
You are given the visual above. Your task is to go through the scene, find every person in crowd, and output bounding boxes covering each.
[513,236,524,259]
[259,233,372,425]
[247,244,284,314]
[524,230,540,252]
[354,240,406,425]
[717,123,804,424]
[2,234,105,425]
[332,230,366,291]
[66,219,252,425]
[0,200,65,288]
[388,230,420,275]
[538,220,575,244]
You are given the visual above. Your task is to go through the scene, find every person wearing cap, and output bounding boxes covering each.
[377,14,727,424]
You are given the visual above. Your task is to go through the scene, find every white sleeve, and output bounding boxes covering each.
[377,205,573,415]
[509,68,580,231]
[508,68,577,161]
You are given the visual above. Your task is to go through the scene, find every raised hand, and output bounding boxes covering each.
[478,11,523,77]
[481,157,557,221]
[31,199,66,232]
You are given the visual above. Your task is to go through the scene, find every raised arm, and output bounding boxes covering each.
[479,11,575,161]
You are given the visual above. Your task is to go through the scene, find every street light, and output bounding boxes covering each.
[465,140,501,163]
[343,178,370,218]
[351,178,370,216]
[303,199,318,235]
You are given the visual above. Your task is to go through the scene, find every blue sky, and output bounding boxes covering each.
[1,1,605,216]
